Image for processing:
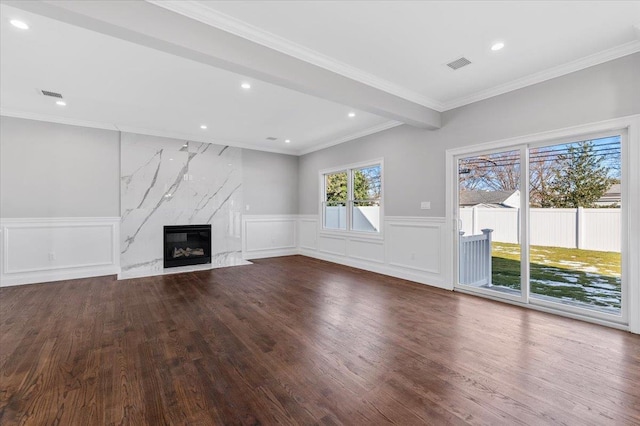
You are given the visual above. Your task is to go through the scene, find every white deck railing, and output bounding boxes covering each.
[459,229,493,286]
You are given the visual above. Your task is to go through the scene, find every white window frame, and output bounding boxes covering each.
[445,114,640,333]
[319,158,384,238]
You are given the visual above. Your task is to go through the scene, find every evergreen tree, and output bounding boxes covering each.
[325,168,380,204]
[546,141,614,208]
[325,172,347,205]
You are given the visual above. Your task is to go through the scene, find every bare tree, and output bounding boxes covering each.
[459,151,520,192]
[529,146,559,207]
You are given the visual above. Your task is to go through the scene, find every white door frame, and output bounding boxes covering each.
[445,114,640,333]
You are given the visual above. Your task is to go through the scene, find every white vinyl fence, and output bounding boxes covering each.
[459,207,620,252]
[324,205,380,232]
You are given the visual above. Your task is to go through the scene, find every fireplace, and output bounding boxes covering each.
[163,225,211,268]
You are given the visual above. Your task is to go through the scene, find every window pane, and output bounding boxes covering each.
[352,165,381,201]
[325,172,347,202]
[324,201,347,230]
[350,165,381,233]
[324,172,347,230]
[529,136,622,315]
[458,150,521,296]
[352,200,380,232]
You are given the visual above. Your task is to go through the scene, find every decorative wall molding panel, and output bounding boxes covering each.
[242,215,298,260]
[242,214,450,290]
[298,215,319,250]
[0,217,120,287]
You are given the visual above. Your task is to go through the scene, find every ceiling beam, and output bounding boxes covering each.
[7,0,441,129]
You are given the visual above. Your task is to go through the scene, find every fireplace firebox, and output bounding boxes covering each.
[163,224,212,268]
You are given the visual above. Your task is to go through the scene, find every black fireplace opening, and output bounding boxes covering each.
[163,224,212,268]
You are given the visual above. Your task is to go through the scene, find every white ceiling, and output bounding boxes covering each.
[167,0,640,110]
[0,4,395,155]
[1,1,639,155]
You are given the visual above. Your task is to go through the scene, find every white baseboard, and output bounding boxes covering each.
[0,265,118,287]
[299,247,449,290]
[243,248,299,260]
[0,217,120,287]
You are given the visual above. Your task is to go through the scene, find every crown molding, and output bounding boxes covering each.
[441,40,640,111]
[0,109,294,155]
[296,120,403,156]
[149,1,640,114]
[146,0,444,111]
[0,109,119,131]
[1,108,401,157]
[112,124,297,155]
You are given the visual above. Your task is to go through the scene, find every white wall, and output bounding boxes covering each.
[242,149,299,215]
[0,116,301,285]
[298,53,640,217]
[0,116,121,217]
[294,53,639,332]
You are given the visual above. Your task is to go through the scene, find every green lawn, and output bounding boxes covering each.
[490,242,621,312]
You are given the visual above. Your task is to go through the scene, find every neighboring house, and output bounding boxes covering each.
[460,190,520,208]
[596,183,621,206]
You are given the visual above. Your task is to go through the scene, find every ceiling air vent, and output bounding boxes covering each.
[266,137,278,141]
[41,90,63,98]
[446,57,472,70]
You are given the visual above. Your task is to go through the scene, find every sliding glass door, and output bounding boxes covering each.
[455,132,625,322]
[456,148,526,302]
[528,135,622,317]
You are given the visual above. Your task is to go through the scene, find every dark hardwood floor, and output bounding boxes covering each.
[1,255,639,425]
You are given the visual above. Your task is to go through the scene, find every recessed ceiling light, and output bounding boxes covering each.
[348,112,356,118]
[491,42,505,51]
[55,100,66,106]
[200,125,207,129]
[10,20,29,30]
[285,139,291,144]
[241,82,251,90]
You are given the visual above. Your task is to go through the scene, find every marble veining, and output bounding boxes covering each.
[119,133,245,278]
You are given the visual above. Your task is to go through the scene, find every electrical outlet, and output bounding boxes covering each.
[245,204,250,211]
[48,252,56,261]
[420,201,431,210]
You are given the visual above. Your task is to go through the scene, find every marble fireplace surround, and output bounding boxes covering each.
[119,132,246,279]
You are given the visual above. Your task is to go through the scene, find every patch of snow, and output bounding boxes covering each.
[554,273,579,283]
[530,279,581,288]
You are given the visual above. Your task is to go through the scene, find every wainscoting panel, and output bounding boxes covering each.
[347,238,385,264]
[291,215,450,290]
[386,220,441,274]
[318,234,348,257]
[0,217,120,287]
[242,215,298,259]
[298,216,318,250]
